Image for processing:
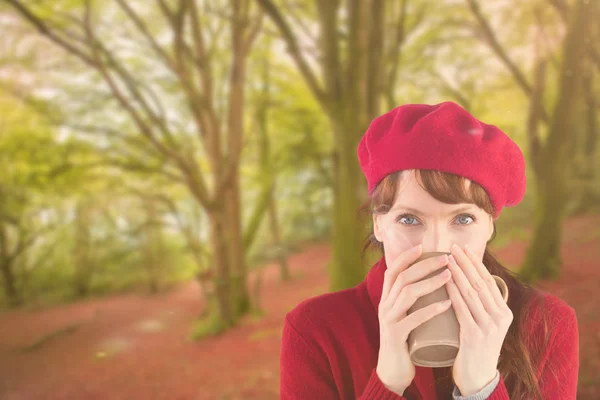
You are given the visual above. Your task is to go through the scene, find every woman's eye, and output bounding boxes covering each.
[395,213,476,226]
[456,214,475,225]
[396,214,419,225]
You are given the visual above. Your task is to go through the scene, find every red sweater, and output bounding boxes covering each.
[280,256,579,399]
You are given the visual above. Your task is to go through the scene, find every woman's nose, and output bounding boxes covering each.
[421,232,453,254]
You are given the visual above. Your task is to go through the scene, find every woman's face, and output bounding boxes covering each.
[373,170,494,268]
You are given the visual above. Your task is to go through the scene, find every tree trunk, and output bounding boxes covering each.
[267,182,290,281]
[519,0,593,283]
[519,184,564,282]
[255,41,289,281]
[526,54,547,179]
[568,69,599,215]
[0,223,20,306]
[143,200,161,295]
[0,258,20,307]
[73,203,93,298]
[258,0,385,291]
[251,266,264,315]
[225,0,253,319]
[329,118,369,291]
[149,249,160,295]
[226,175,250,318]
[209,205,234,328]
[325,1,381,292]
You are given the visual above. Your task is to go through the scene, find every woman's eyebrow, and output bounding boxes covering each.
[393,205,474,216]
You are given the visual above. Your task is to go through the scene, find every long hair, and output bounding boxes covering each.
[358,169,554,400]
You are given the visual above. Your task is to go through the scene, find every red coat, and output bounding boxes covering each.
[280,256,579,399]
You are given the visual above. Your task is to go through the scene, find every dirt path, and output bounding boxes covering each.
[0,215,598,400]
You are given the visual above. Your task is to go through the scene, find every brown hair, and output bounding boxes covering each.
[358,169,553,400]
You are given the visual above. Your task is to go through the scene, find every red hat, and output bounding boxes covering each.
[357,101,526,218]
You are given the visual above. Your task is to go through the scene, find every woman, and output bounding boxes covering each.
[280,102,579,400]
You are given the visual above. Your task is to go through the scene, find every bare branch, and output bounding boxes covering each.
[7,1,200,196]
[546,0,569,24]
[11,223,57,261]
[256,0,329,110]
[79,1,182,163]
[70,125,161,156]
[188,1,214,97]
[286,3,318,47]
[123,188,210,261]
[92,39,177,146]
[386,0,408,93]
[545,0,600,71]
[115,0,173,67]
[465,0,549,123]
[185,0,223,173]
[465,0,531,94]
[242,9,264,57]
[0,214,19,226]
[217,0,247,196]
[433,69,472,111]
[6,0,95,66]
[156,0,174,22]
[9,0,214,210]
[77,158,185,183]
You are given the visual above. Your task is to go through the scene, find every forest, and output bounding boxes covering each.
[0,0,598,399]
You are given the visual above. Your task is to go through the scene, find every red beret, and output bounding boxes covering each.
[357,101,526,218]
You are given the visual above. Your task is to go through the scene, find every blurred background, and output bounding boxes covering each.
[0,0,598,399]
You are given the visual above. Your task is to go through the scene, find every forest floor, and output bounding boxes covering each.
[0,214,599,400]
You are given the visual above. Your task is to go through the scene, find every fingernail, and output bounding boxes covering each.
[439,268,450,277]
[465,244,472,253]
[452,243,459,252]
[437,254,448,263]
[449,254,456,264]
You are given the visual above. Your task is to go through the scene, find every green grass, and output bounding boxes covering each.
[247,327,282,341]
[190,313,230,340]
[579,374,599,387]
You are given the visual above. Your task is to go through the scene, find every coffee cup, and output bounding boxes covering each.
[406,251,509,368]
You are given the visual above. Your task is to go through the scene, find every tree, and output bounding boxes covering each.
[547,0,600,215]
[518,0,595,281]
[7,0,263,330]
[0,93,72,306]
[463,0,598,280]
[256,0,423,291]
[253,35,290,281]
[72,200,96,297]
[465,0,600,209]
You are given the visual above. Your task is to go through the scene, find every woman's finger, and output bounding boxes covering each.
[447,251,492,327]
[464,244,506,309]
[381,244,422,304]
[457,244,501,313]
[445,276,477,330]
[397,299,453,340]
[387,268,452,322]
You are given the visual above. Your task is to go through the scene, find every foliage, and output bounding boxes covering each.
[1,0,598,311]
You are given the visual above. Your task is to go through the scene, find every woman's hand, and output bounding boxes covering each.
[376,244,454,395]
[446,244,513,397]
